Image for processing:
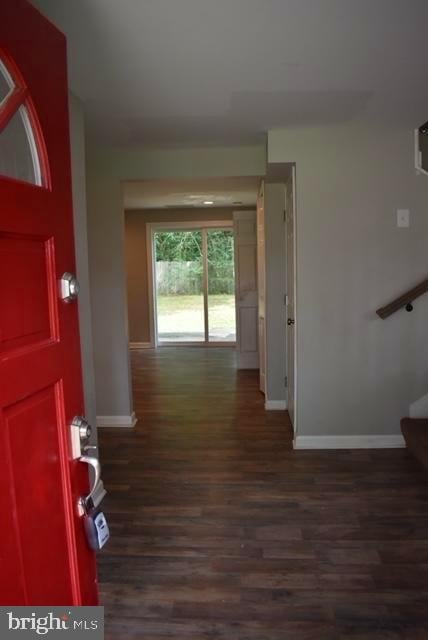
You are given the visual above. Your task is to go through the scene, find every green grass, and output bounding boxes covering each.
[157,294,235,336]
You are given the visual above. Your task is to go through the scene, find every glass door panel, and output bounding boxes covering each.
[154,230,204,342]
[207,229,236,342]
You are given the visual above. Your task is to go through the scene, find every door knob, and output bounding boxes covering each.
[60,272,80,302]
[287,318,295,326]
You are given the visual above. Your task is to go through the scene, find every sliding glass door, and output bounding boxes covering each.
[153,227,236,345]
[207,230,236,342]
[155,230,204,342]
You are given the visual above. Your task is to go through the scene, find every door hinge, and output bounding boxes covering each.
[284,376,288,387]
[283,209,286,222]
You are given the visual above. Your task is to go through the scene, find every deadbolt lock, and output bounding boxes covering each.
[70,415,92,459]
[61,272,80,303]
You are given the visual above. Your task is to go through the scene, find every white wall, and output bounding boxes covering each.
[86,145,266,421]
[410,393,428,418]
[268,124,428,442]
[69,93,97,435]
[264,183,287,404]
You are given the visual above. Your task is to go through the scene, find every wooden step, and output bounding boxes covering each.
[401,418,428,468]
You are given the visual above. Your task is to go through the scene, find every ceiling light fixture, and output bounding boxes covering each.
[203,200,214,205]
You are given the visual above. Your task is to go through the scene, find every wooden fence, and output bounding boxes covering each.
[156,261,234,295]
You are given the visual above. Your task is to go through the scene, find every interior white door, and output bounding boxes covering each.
[256,185,266,392]
[234,210,259,369]
[285,174,296,425]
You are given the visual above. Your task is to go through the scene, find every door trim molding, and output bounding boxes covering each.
[265,399,287,410]
[97,412,137,428]
[129,342,153,350]
[294,435,405,449]
[288,167,298,436]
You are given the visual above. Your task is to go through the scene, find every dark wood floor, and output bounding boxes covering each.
[98,348,428,640]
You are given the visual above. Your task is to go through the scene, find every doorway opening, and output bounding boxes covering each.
[123,176,261,356]
[153,226,236,345]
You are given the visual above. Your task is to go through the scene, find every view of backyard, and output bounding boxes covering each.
[157,294,236,342]
[154,229,236,343]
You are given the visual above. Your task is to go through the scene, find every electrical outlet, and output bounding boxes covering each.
[397,209,410,228]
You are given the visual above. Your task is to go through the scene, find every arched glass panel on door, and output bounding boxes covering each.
[0,106,40,184]
[0,56,44,186]
[0,58,14,105]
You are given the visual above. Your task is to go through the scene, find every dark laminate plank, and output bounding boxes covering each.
[98,347,428,640]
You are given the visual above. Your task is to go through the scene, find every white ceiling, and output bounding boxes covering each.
[123,177,259,210]
[32,0,428,148]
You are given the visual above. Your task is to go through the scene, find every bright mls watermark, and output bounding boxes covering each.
[0,607,104,639]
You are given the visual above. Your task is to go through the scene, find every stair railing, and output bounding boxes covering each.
[376,278,428,319]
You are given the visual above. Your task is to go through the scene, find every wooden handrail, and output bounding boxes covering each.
[376,278,428,319]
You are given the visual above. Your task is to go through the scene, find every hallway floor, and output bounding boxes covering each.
[98,348,428,640]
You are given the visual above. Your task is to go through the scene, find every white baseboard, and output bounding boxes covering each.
[129,342,153,350]
[294,434,405,449]
[97,412,137,428]
[265,400,287,410]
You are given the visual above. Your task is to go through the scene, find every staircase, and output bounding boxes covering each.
[401,418,428,468]
[376,277,428,468]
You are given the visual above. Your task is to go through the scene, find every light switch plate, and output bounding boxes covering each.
[397,209,410,227]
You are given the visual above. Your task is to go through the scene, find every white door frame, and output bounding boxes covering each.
[146,220,236,347]
[286,166,298,437]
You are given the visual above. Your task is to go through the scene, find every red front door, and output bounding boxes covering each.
[0,0,99,604]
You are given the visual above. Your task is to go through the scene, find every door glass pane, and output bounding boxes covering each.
[207,229,236,342]
[0,72,11,104]
[0,59,14,104]
[0,106,41,185]
[155,230,204,343]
